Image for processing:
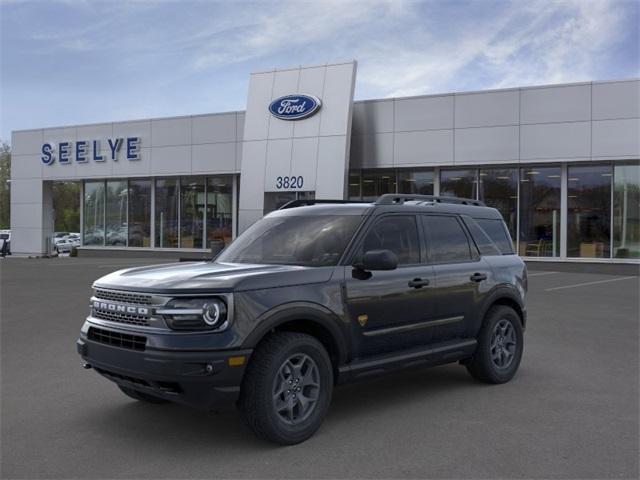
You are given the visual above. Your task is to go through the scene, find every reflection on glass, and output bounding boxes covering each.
[440,169,477,199]
[155,178,179,248]
[348,172,361,200]
[128,179,151,247]
[83,181,105,246]
[519,167,560,257]
[207,176,233,251]
[479,168,518,240]
[361,170,396,201]
[398,169,434,195]
[613,164,640,258]
[105,180,128,246]
[180,177,205,249]
[567,165,612,258]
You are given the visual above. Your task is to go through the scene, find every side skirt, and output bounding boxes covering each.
[337,338,477,384]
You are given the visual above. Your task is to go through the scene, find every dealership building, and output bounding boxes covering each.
[10,60,640,262]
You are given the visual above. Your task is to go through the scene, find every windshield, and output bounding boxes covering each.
[217,215,363,267]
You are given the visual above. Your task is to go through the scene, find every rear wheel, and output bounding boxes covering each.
[118,385,169,404]
[239,332,333,445]
[466,305,523,384]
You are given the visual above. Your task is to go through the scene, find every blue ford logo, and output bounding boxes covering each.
[269,94,321,120]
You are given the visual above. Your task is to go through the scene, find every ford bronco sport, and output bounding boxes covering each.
[77,194,527,444]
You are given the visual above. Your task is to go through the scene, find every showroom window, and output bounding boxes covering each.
[264,191,315,214]
[83,181,105,246]
[440,169,478,199]
[348,172,361,200]
[398,169,434,195]
[567,164,612,258]
[155,178,179,248]
[478,168,518,240]
[128,179,151,247]
[361,170,396,201]
[613,164,640,259]
[105,180,128,246]
[180,177,205,249]
[518,166,561,257]
[207,176,233,251]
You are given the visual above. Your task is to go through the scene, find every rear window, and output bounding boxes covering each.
[462,217,501,256]
[422,215,472,263]
[476,218,515,254]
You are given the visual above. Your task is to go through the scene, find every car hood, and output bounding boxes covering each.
[93,261,335,294]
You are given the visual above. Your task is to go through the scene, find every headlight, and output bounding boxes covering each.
[157,298,228,331]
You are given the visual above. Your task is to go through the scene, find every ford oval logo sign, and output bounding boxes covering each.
[269,94,322,120]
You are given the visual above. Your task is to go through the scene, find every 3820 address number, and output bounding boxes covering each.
[275,176,304,189]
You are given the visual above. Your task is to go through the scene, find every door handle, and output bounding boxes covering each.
[470,272,488,282]
[408,278,430,289]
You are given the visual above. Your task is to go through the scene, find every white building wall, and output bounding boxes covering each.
[349,79,640,168]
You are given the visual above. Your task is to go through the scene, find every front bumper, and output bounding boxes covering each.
[77,324,251,410]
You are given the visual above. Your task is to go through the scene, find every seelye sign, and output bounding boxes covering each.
[41,137,141,165]
[268,94,321,120]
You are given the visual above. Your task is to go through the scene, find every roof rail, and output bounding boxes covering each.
[279,199,370,210]
[375,194,486,207]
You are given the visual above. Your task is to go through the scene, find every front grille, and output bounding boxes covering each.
[94,289,152,305]
[88,327,146,351]
[92,309,150,327]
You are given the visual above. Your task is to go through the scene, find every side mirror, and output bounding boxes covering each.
[358,249,398,271]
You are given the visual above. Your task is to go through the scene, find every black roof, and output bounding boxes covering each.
[274,195,503,220]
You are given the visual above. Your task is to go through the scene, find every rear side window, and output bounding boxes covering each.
[422,215,472,263]
[462,217,501,256]
[476,218,515,254]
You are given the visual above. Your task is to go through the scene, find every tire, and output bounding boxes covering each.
[118,385,169,404]
[239,332,333,445]
[466,305,523,384]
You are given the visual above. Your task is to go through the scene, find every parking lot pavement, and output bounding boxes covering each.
[1,258,638,479]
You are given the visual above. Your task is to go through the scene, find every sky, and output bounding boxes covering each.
[1,0,638,142]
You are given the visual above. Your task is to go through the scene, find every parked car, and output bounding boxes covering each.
[55,236,80,254]
[77,194,527,444]
[0,230,10,256]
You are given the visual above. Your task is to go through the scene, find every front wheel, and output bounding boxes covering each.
[239,332,333,445]
[466,305,523,384]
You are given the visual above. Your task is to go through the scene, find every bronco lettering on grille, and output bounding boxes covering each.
[92,300,149,316]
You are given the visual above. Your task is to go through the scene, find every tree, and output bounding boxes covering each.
[0,142,10,229]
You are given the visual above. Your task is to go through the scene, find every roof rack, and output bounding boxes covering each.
[375,194,485,207]
[279,199,370,210]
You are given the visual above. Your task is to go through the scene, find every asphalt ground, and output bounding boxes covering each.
[1,258,638,479]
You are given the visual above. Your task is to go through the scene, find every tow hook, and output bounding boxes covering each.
[82,363,92,370]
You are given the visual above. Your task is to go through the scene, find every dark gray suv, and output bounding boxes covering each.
[77,194,527,444]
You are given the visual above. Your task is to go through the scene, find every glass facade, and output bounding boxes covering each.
[83,175,236,249]
[361,169,396,201]
[519,166,561,257]
[398,169,434,195]
[440,169,477,199]
[105,180,128,246]
[179,177,205,249]
[613,164,640,258]
[155,178,179,248]
[128,179,151,247]
[207,176,233,250]
[349,162,639,261]
[83,181,105,246]
[567,165,612,258]
[479,168,518,239]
